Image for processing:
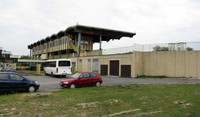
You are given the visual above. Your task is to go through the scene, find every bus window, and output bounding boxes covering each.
[59,61,70,66]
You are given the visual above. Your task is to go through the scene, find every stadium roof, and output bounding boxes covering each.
[28,24,136,49]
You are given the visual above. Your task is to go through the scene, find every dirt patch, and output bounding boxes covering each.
[77,101,99,109]
[103,109,141,117]
[0,106,16,116]
[104,99,123,104]
[103,109,163,117]
[174,100,192,108]
[133,110,163,117]
[22,92,53,99]
[77,99,123,109]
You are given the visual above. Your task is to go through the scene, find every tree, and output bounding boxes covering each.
[186,47,193,51]
[20,55,31,59]
[153,46,169,51]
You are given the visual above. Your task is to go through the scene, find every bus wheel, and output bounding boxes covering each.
[51,72,54,77]
[45,72,47,76]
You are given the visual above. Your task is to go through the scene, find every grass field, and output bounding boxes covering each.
[0,84,200,117]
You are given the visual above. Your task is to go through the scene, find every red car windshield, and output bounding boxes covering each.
[71,73,81,78]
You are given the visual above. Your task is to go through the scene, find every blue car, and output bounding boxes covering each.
[0,72,40,93]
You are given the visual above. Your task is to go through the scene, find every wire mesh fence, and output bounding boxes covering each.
[102,42,200,55]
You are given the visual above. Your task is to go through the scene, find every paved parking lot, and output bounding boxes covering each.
[26,75,200,91]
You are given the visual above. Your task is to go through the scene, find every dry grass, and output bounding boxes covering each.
[0,84,200,116]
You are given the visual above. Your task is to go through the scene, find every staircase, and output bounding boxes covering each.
[69,41,87,56]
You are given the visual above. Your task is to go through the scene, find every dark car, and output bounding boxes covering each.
[0,72,40,93]
[60,72,103,88]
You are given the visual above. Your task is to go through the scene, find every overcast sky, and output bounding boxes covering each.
[0,0,200,55]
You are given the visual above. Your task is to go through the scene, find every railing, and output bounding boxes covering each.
[32,42,200,59]
[87,50,102,56]
[101,42,200,55]
[102,46,135,55]
[69,41,87,56]
[136,42,200,51]
[48,53,77,59]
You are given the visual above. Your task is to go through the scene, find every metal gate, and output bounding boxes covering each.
[92,59,99,72]
[110,60,119,76]
[121,65,131,77]
[79,59,82,72]
[100,65,108,75]
[88,59,91,72]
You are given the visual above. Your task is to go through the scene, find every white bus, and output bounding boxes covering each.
[44,59,72,77]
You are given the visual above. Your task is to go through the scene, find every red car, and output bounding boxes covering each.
[60,72,103,88]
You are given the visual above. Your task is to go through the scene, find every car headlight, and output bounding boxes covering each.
[35,81,39,85]
[63,81,69,84]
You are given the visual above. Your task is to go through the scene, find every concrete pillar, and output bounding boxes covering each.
[36,64,41,75]
[77,32,81,57]
[30,49,32,59]
[99,35,102,50]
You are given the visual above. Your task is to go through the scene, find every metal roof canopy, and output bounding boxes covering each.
[28,24,136,49]
[65,25,136,42]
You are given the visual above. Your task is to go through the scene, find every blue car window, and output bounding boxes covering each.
[86,73,90,78]
[80,73,90,78]
[0,74,8,80]
[10,74,24,81]
[90,73,96,78]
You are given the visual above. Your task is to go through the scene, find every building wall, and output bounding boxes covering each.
[69,54,134,77]
[68,51,200,78]
[132,52,143,77]
[99,54,133,77]
[142,51,200,78]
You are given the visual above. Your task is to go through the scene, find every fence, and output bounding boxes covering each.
[101,42,200,55]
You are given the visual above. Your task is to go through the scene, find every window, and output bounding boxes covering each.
[90,73,97,78]
[45,61,56,67]
[10,74,24,81]
[80,73,90,78]
[53,41,55,46]
[65,38,68,44]
[59,40,62,45]
[71,73,80,78]
[62,39,64,44]
[44,44,46,49]
[59,61,70,66]
[0,74,8,80]
[50,61,56,67]
[55,41,57,46]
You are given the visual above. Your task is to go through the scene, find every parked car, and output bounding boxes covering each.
[0,72,40,93]
[60,72,103,88]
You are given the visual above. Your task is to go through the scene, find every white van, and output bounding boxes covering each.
[44,59,72,77]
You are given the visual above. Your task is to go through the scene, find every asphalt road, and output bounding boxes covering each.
[26,75,200,91]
